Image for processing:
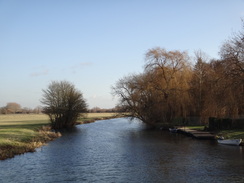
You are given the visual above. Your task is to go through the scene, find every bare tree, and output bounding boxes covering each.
[41,81,88,129]
[145,48,192,122]
[33,106,43,114]
[190,50,210,122]
[113,21,244,125]
[218,21,244,117]
[112,73,166,125]
[113,48,193,125]
[5,102,21,114]
[220,21,244,84]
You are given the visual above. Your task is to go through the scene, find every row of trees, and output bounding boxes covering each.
[113,23,244,125]
[0,103,42,114]
[0,103,120,115]
[89,106,124,113]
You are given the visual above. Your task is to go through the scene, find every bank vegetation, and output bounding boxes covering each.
[0,113,118,160]
[113,22,244,128]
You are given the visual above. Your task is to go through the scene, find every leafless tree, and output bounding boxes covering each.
[113,48,193,125]
[218,21,244,117]
[5,102,21,114]
[220,21,244,84]
[145,48,192,123]
[113,21,244,125]
[41,81,88,129]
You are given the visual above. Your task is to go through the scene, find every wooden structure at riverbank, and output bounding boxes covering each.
[177,127,216,140]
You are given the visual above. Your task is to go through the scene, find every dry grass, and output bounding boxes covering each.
[77,113,121,124]
[85,113,117,118]
[0,114,49,122]
[0,114,57,160]
[0,113,118,121]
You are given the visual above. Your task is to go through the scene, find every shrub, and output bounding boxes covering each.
[41,81,88,129]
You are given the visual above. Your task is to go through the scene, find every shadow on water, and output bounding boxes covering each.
[0,118,243,183]
[58,126,84,134]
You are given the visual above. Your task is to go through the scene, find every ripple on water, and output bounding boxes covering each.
[0,118,243,183]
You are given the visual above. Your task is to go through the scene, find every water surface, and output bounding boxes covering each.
[0,118,243,182]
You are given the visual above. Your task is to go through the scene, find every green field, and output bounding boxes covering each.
[0,113,118,160]
[0,114,50,143]
[216,129,244,139]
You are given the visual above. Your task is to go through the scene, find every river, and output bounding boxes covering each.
[0,118,243,183]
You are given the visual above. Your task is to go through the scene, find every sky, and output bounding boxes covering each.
[0,0,244,109]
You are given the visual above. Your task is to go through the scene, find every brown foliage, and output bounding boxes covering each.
[113,48,193,125]
[113,31,244,125]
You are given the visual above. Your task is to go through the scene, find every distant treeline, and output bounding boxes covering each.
[0,102,122,115]
[113,22,244,125]
[88,106,124,113]
[0,103,42,114]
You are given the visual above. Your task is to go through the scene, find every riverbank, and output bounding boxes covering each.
[0,114,57,160]
[177,127,215,140]
[157,124,244,145]
[0,113,120,160]
[177,126,244,145]
[77,112,125,124]
[186,126,244,140]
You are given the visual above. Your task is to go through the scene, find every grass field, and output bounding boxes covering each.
[216,130,244,139]
[77,113,119,124]
[187,126,205,130]
[0,113,118,160]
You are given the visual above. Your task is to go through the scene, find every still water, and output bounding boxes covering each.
[0,118,243,183]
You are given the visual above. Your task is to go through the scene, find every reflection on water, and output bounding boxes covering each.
[0,118,243,183]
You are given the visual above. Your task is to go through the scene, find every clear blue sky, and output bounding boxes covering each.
[0,0,243,109]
